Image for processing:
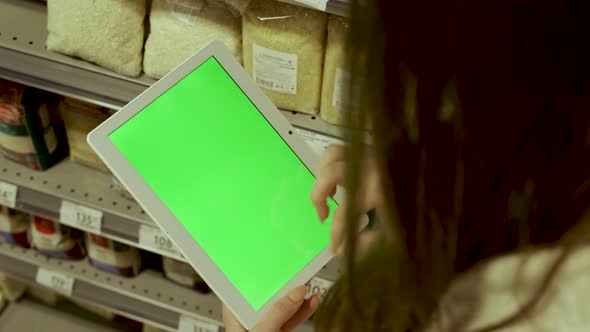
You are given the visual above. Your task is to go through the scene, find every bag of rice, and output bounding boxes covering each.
[0,79,69,170]
[86,234,141,277]
[242,0,327,114]
[60,98,113,173]
[320,16,351,126]
[143,0,242,79]
[46,0,147,77]
[0,273,26,302]
[0,205,30,248]
[30,215,86,260]
[162,257,210,293]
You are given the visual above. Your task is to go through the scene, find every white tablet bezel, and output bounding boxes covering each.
[87,41,340,329]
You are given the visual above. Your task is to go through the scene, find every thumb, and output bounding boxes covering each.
[253,286,307,332]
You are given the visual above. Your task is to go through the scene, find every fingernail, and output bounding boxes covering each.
[288,287,306,303]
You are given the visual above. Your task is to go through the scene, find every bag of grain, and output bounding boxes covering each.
[86,234,141,277]
[46,0,147,77]
[0,205,30,248]
[0,273,26,302]
[143,0,242,79]
[0,79,69,170]
[242,0,327,114]
[60,98,113,173]
[320,16,351,126]
[162,257,210,293]
[30,215,86,260]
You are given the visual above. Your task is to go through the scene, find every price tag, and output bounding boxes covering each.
[36,268,75,296]
[139,225,183,259]
[305,276,333,300]
[59,201,103,234]
[296,128,345,157]
[0,181,17,208]
[178,315,219,332]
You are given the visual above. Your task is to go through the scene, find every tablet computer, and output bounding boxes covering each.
[87,41,341,329]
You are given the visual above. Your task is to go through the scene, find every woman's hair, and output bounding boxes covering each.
[315,0,590,331]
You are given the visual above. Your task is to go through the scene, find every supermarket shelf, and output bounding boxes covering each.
[0,240,221,331]
[0,240,317,332]
[0,155,344,283]
[0,299,127,332]
[0,0,351,139]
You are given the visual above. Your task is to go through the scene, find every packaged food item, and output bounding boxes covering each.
[143,0,242,79]
[30,215,86,260]
[86,234,141,277]
[60,98,112,173]
[0,273,26,302]
[162,257,210,293]
[142,325,167,332]
[243,0,327,114]
[0,79,69,170]
[320,16,351,126]
[46,0,147,77]
[222,0,251,15]
[0,205,30,248]
[25,284,63,306]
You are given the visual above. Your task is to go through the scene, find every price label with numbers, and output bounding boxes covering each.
[59,201,103,234]
[178,315,219,332]
[296,129,345,157]
[0,181,17,208]
[139,225,183,259]
[306,277,334,300]
[36,268,75,296]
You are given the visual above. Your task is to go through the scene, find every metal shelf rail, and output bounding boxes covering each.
[0,240,221,331]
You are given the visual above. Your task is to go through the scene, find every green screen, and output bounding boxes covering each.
[109,57,336,310]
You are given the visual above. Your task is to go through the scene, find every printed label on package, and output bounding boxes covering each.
[332,67,352,110]
[253,44,298,95]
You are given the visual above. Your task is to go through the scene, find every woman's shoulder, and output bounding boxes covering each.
[429,245,590,332]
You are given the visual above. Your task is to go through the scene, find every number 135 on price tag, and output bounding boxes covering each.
[60,201,103,234]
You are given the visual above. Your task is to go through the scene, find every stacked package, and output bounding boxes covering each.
[162,257,210,293]
[243,0,327,114]
[60,98,112,173]
[320,16,351,126]
[0,205,30,248]
[86,234,141,277]
[144,0,242,79]
[46,0,147,77]
[30,215,86,260]
[0,79,69,170]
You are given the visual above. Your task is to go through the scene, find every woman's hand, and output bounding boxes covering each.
[222,286,321,332]
[311,144,383,255]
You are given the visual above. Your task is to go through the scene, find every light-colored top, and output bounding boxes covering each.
[428,246,590,332]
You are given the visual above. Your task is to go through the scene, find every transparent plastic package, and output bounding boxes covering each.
[242,0,327,114]
[143,0,242,79]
